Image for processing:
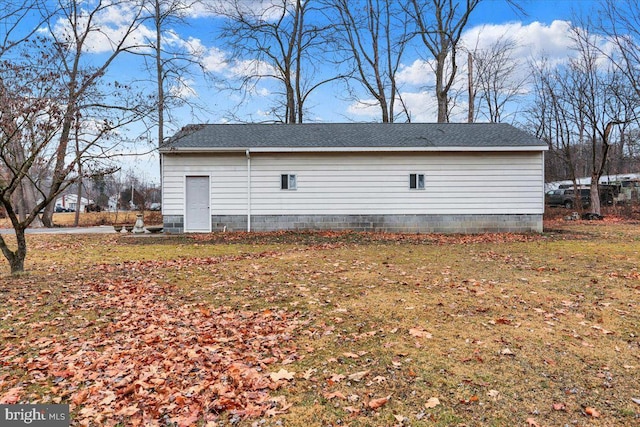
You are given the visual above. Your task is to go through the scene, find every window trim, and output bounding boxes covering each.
[409,173,425,190]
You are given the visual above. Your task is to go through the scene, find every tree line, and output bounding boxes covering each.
[1,0,640,273]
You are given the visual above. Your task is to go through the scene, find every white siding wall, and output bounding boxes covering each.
[162,154,246,215]
[162,151,544,216]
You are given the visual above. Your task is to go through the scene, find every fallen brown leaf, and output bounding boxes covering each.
[269,368,295,382]
[347,370,370,382]
[585,407,601,417]
[424,397,440,408]
[301,368,317,380]
[0,387,23,404]
[323,391,346,400]
[409,327,433,339]
[368,395,391,409]
[328,373,346,383]
[500,348,515,356]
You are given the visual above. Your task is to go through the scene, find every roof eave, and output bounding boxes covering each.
[159,145,548,154]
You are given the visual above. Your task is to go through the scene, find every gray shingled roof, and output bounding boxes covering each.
[160,123,547,152]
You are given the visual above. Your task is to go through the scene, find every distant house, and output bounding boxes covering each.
[55,194,92,212]
[159,123,547,233]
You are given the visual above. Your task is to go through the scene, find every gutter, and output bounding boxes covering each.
[246,149,251,232]
[159,145,548,154]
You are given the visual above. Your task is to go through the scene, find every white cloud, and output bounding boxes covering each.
[197,43,229,73]
[202,51,228,73]
[461,20,576,67]
[50,1,154,54]
[397,59,436,86]
[256,109,274,118]
[345,91,444,123]
[161,29,186,49]
[185,0,293,20]
[399,91,439,122]
[399,21,579,89]
[229,58,277,79]
[391,20,585,119]
[187,36,276,82]
[345,100,379,118]
[169,76,197,99]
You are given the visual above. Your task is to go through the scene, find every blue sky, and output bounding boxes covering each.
[472,0,598,25]
[36,0,612,182]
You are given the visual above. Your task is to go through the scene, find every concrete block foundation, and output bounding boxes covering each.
[163,213,543,234]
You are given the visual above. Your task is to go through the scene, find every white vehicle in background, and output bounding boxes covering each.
[605,177,640,205]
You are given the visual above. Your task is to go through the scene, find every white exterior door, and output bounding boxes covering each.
[185,176,210,232]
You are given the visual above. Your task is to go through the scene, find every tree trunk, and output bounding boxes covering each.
[155,0,164,147]
[0,228,27,275]
[286,84,296,123]
[74,179,82,226]
[590,173,601,216]
[9,251,25,275]
[468,51,474,123]
[589,122,617,215]
[5,119,44,227]
[13,187,26,223]
[435,52,448,123]
[19,181,44,228]
[295,0,304,124]
[380,97,389,123]
[41,203,54,227]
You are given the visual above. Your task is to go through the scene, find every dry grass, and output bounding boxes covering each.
[0,211,163,228]
[0,222,639,426]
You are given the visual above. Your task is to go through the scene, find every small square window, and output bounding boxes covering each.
[281,174,297,190]
[410,173,425,190]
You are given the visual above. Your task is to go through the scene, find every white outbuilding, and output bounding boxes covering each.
[159,123,547,233]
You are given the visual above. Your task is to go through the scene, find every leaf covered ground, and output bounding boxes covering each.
[0,222,639,426]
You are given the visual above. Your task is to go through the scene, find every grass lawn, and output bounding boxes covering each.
[0,221,639,426]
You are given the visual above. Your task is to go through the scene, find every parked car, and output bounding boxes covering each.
[84,203,102,212]
[545,188,590,208]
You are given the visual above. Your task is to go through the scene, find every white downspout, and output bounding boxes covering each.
[246,149,251,232]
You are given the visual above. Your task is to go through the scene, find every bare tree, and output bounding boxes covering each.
[37,0,148,228]
[528,59,581,187]
[214,0,337,123]
[136,0,206,148]
[528,21,639,215]
[0,37,67,273]
[0,1,57,226]
[406,0,481,123]
[325,0,411,122]
[469,34,528,123]
[0,0,52,56]
[568,24,637,214]
[0,0,149,274]
[598,0,640,97]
